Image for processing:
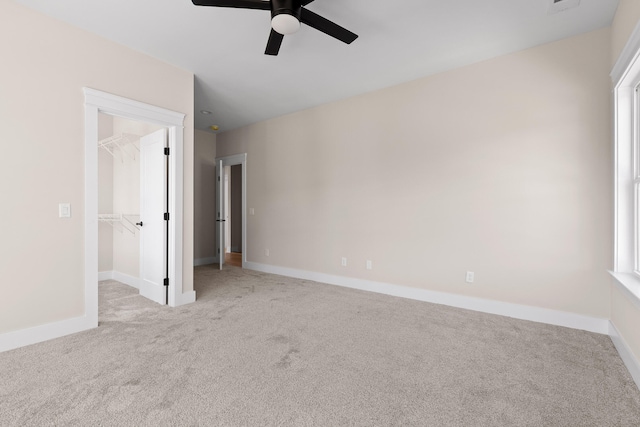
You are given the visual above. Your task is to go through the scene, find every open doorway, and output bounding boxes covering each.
[223,164,243,267]
[97,113,169,309]
[216,154,247,270]
[84,88,193,331]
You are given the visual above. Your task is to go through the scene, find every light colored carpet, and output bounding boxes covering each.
[1,265,639,426]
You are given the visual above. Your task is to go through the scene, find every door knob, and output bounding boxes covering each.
[136,221,143,227]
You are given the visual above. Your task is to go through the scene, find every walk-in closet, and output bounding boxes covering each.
[98,113,168,305]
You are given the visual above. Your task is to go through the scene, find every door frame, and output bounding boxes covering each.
[215,153,247,268]
[84,88,191,325]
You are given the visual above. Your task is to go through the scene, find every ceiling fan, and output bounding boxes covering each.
[191,0,358,56]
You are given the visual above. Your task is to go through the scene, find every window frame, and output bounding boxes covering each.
[611,24,640,305]
[633,85,640,276]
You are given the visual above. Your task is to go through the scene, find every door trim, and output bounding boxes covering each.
[84,88,190,322]
[215,154,248,268]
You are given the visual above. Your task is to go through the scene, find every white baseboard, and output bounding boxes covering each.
[177,290,196,305]
[1,271,192,353]
[102,269,166,305]
[140,280,166,305]
[194,257,216,266]
[0,315,96,353]
[244,262,610,335]
[98,271,113,281]
[231,246,240,253]
[98,271,140,289]
[609,322,640,391]
[112,271,140,289]
[103,270,190,306]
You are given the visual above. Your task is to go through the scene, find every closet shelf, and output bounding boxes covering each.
[98,213,140,234]
[98,133,140,162]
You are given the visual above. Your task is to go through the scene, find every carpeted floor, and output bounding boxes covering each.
[1,265,639,426]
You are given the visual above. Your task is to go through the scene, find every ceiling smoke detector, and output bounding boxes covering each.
[548,0,581,15]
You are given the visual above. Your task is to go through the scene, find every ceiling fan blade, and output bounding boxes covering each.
[301,0,315,5]
[191,0,270,10]
[265,29,284,55]
[300,8,358,44]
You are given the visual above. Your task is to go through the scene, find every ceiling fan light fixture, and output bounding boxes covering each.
[271,13,300,35]
[191,0,358,56]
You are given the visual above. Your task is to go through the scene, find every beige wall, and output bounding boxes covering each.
[194,130,217,262]
[611,0,640,66]
[0,1,194,334]
[217,28,612,318]
[611,0,640,373]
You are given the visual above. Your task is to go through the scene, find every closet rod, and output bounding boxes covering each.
[98,213,140,234]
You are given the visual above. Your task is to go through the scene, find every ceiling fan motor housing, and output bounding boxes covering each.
[271,0,301,20]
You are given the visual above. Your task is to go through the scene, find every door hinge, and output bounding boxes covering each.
[164,212,170,221]
[164,147,170,155]
[217,176,220,182]
[163,278,169,287]
[217,248,220,254]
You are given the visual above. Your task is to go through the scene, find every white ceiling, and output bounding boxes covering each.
[15,0,619,132]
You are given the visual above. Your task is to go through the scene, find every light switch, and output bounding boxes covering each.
[249,208,255,215]
[59,203,71,218]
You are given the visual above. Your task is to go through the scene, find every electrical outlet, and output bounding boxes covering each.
[465,271,474,283]
[265,248,270,257]
[341,257,347,267]
[366,260,373,270]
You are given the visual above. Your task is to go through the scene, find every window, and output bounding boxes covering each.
[612,28,640,301]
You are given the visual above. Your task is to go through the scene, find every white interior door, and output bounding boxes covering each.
[140,129,167,304]
[216,158,225,270]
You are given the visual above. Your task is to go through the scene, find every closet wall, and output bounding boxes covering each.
[98,114,163,281]
[98,113,114,272]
